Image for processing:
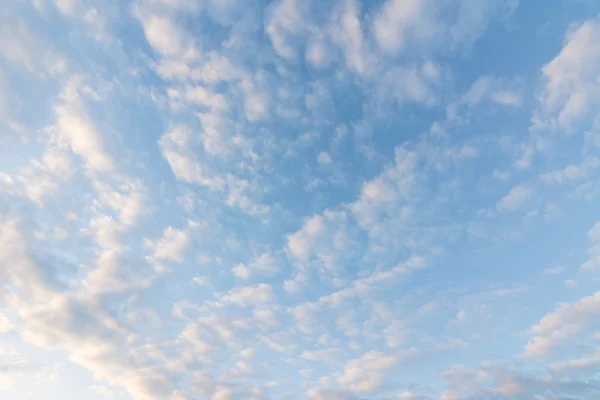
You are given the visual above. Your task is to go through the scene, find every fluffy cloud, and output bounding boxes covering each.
[541,156,600,184]
[158,125,225,190]
[336,352,398,393]
[233,253,279,280]
[525,291,600,357]
[372,0,436,55]
[55,77,114,172]
[496,184,532,212]
[582,221,600,270]
[537,17,600,130]
[265,0,310,60]
[220,283,275,307]
[145,226,190,263]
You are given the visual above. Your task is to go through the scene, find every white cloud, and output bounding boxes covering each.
[496,184,532,212]
[564,279,577,288]
[336,351,398,393]
[232,263,251,280]
[544,266,564,275]
[54,77,114,172]
[220,283,274,307]
[18,149,73,205]
[6,3,600,399]
[0,13,67,74]
[224,175,271,216]
[265,0,309,60]
[317,151,333,166]
[448,0,518,50]
[463,75,522,107]
[582,221,600,270]
[93,179,146,225]
[0,220,52,300]
[372,0,435,55]
[137,13,190,58]
[261,335,287,353]
[145,226,190,263]
[233,253,278,280]
[541,156,600,184]
[549,356,600,374]
[286,210,360,283]
[396,392,432,400]
[329,0,375,76]
[287,214,326,260]
[242,77,271,122]
[301,348,344,364]
[252,308,278,326]
[176,86,230,112]
[525,290,600,357]
[158,125,225,190]
[537,17,600,130]
[491,90,522,106]
[377,62,441,106]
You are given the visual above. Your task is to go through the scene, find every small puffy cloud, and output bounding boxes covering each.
[220,283,274,307]
[490,90,522,106]
[145,226,190,263]
[178,86,230,112]
[242,78,271,122]
[93,179,146,225]
[158,125,225,190]
[544,266,564,275]
[317,151,333,166]
[286,214,327,261]
[496,184,532,212]
[564,279,577,288]
[301,348,344,363]
[136,13,190,58]
[232,263,251,280]
[252,308,278,326]
[233,253,278,280]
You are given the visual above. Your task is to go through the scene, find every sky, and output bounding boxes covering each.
[1,0,600,399]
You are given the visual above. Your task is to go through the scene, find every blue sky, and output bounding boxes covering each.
[1,0,600,399]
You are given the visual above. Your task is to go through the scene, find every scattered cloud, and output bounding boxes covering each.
[497,184,532,212]
[2,2,600,400]
[536,17,600,130]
